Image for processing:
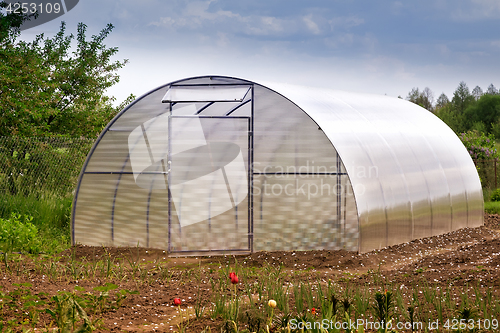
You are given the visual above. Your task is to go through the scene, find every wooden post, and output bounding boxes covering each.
[495,159,497,189]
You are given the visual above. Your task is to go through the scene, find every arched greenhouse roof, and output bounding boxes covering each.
[263,82,483,252]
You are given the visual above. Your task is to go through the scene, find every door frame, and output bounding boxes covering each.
[166,85,254,254]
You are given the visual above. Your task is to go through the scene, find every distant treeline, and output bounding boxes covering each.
[403,82,500,138]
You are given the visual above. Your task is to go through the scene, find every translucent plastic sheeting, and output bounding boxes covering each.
[253,85,339,171]
[252,173,358,252]
[169,117,248,228]
[264,83,483,252]
[162,86,251,102]
[73,173,169,248]
[168,116,250,252]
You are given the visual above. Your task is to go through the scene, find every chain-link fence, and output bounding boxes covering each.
[0,137,94,197]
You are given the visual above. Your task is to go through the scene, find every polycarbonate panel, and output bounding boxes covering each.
[74,174,115,246]
[110,87,170,132]
[460,159,484,227]
[112,172,168,248]
[74,172,170,248]
[162,86,250,102]
[171,101,251,117]
[264,82,483,252]
[253,85,337,171]
[342,175,359,249]
[85,131,134,173]
[253,173,357,251]
[168,116,250,252]
[168,200,249,252]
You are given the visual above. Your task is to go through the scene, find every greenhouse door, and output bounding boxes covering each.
[167,115,252,254]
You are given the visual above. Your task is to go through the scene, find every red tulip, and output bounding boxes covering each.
[311,307,316,315]
[174,298,181,306]
[229,272,236,280]
[230,275,239,284]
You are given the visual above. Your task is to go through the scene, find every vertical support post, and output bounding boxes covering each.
[494,158,497,190]
[167,102,172,253]
[336,151,342,248]
[249,85,255,253]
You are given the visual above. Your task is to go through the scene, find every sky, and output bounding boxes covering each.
[14,0,500,106]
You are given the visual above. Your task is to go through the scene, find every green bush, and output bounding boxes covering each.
[0,213,40,254]
[0,192,72,254]
[491,189,500,202]
[459,131,498,160]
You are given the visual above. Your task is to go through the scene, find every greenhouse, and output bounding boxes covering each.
[72,76,483,254]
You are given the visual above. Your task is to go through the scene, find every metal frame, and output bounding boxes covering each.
[166,88,254,254]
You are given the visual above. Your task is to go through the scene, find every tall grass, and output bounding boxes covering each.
[484,201,500,214]
[0,192,72,253]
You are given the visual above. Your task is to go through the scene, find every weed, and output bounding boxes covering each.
[371,289,394,326]
[46,291,95,332]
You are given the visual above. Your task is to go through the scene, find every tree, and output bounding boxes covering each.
[452,81,474,114]
[0,17,132,137]
[435,93,450,110]
[436,103,466,133]
[1,1,28,42]
[487,84,499,95]
[464,94,500,135]
[472,85,483,100]
[421,87,434,111]
[406,87,434,112]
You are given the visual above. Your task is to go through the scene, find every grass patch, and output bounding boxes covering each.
[0,192,72,254]
[485,201,500,214]
[483,188,494,201]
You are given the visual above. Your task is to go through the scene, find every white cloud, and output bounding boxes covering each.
[149,0,244,30]
[146,1,369,41]
[246,16,287,36]
[303,14,321,34]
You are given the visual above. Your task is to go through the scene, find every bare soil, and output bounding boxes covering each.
[1,214,500,332]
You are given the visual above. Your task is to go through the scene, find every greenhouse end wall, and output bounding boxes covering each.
[72,76,483,254]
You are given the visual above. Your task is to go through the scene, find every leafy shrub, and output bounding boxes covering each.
[0,213,40,254]
[491,189,500,202]
[459,131,498,160]
[0,192,71,253]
